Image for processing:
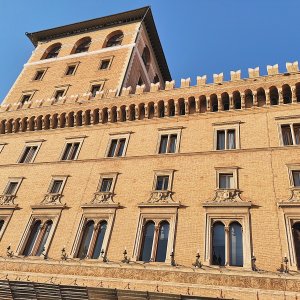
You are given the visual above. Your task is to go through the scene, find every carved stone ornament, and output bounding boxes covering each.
[211,189,243,203]
[41,193,62,205]
[288,188,300,202]
[147,190,174,204]
[91,191,115,204]
[0,194,16,205]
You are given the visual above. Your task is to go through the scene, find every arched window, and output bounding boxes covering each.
[138,103,145,120]
[296,83,300,102]
[23,220,42,256]
[270,86,279,105]
[212,222,225,266]
[142,46,150,69]
[282,84,292,104]
[229,222,243,267]
[257,88,266,107]
[178,98,185,115]
[36,221,53,256]
[139,221,155,262]
[120,106,126,122]
[168,100,175,117]
[156,221,169,262]
[102,108,108,124]
[200,96,207,113]
[233,91,241,109]
[210,94,218,112]
[91,221,107,259]
[42,43,62,60]
[77,220,94,259]
[221,93,230,111]
[0,219,4,232]
[104,31,124,48]
[245,90,253,108]
[129,104,136,121]
[148,102,154,119]
[111,107,117,123]
[292,222,300,269]
[158,101,165,118]
[72,37,91,54]
[188,97,196,114]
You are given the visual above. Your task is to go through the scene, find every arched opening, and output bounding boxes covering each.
[210,94,218,112]
[168,99,175,117]
[270,86,279,105]
[292,222,300,269]
[148,102,154,119]
[157,100,165,118]
[102,108,108,124]
[212,222,225,266]
[91,221,107,259]
[6,119,13,133]
[103,31,124,48]
[0,120,6,134]
[93,109,100,124]
[14,119,20,133]
[245,90,253,108]
[29,116,35,131]
[71,37,91,54]
[129,104,136,121]
[296,83,300,102]
[141,46,150,70]
[120,106,126,122]
[77,221,94,259]
[35,220,53,256]
[36,116,43,130]
[41,43,62,60]
[22,220,42,256]
[200,96,207,113]
[139,221,155,262]
[156,221,170,262]
[221,92,230,111]
[59,113,66,128]
[21,118,28,132]
[51,114,58,129]
[178,98,185,115]
[111,107,117,123]
[67,112,74,127]
[257,88,266,107]
[233,91,241,109]
[76,111,83,126]
[229,222,243,267]
[188,97,196,114]
[138,103,145,120]
[84,110,91,125]
[282,84,292,104]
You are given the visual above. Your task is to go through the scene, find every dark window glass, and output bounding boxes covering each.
[153,74,159,84]
[19,146,38,163]
[138,77,144,86]
[169,134,177,153]
[66,65,76,76]
[294,124,300,145]
[34,70,44,81]
[116,139,126,156]
[54,90,64,101]
[91,221,107,259]
[229,222,243,267]
[50,180,63,194]
[106,33,124,47]
[100,59,110,70]
[75,39,91,53]
[46,45,61,59]
[212,222,225,266]
[100,178,113,192]
[77,221,94,259]
[282,125,293,145]
[91,85,101,97]
[293,171,300,187]
[217,131,225,150]
[61,142,80,160]
[159,135,168,153]
[139,221,155,262]
[21,95,31,104]
[36,221,53,256]
[292,222,300,269]
[156,221,169,262]
[219,174,233,189]
[0,220,4,232]
[227,130,236,149]
[5,182,18,195]
[156,176,169,191]
[23,220,41,256]
[108,140,118,157]
[62,143,72,160]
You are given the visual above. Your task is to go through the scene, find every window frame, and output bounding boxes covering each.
[52,85,70,102]
[19,91,35,104]
[98,56,113,71]
[287,164,300,188]
[17,141,43,164]
[156,127,183,155]
[33,69,47,81]
[97,172,118,193]
[89,80,105,98]
[278,121,300,146]
[64,62,80,77]
[47,176,68,195]
[152,170,174,192]
[213,122,241,151]
[3,177,23,196]
[216,167,238,190]
[59,137,85,161]
[0,143,6,154]
[105,132,131,158]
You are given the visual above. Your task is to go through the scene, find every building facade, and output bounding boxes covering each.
[0,6,300,300]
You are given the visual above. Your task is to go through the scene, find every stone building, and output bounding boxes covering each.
[0,6,299,300]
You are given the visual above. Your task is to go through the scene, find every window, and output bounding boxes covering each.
[100,178,113,192]
[50,180,63,194]
[4,182,18,195]
[155,176,169,191]
[105,32,124,48]
[20,94,32,104]
[19,146,38,163]
[43,44,61,59]
[213,122,240,150]
[90,85,102,98]
[61,142,80,160]
[281,124,300,146]
[106,133,130,158]
[216,168,238,190]
[137,76,144,86]
[292,171,300,187]
[159,134,177,154]
[65,65,76,76]
[219,173,234,189]
[34,70,45,81]
[141,46,150,69]
[76,220,107,259]
[0,220,4,232]
[73,37,91,54]
[54,90,65,101]
[99,59,111,70]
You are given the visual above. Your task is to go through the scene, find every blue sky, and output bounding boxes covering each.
[0,0,300,101]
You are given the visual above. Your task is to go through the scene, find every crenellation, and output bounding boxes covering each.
[248,67,260,78]
[180,78,191,88]
[230,70,241,81]
[213,73,224,84]
[165,80,175,90]
[286,61,299,73]
[197,75,207,86]
[267,64,279,75]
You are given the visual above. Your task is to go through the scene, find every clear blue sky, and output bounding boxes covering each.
[0,0,299,101]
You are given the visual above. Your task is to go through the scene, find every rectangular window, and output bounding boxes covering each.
[156,176,169,191]
[54,90,65,101]
[217,130,236,150]
[292,171,300,187]
[65,65,76,76]
[50,180,63,194]
[5,182,18,195]
[34,70,45,81]
[281,124,300,146]
[159,134,177,154]
[91,85,101,97]
[99,59,110,70]
[100,178,113,192]
[19,146,38,163]
[21,94,32,104]
[219,174,234,189]
[61,142,80,160]
[107,138,126,157]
